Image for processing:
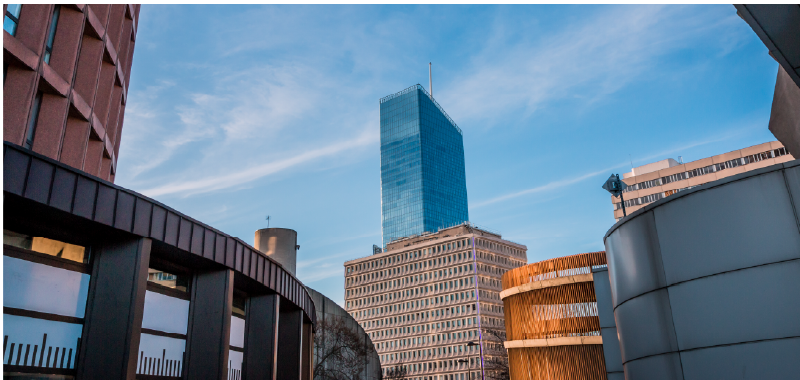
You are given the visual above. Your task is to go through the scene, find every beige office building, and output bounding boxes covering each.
[343,223,527,380]
[611,141,793,220]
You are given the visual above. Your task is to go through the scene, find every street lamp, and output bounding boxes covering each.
[602,173,629,217]
[465,342,485,380]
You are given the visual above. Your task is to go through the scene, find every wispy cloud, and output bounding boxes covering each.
[472,127,751,208]
[139,128,377,197]
[440,6,749,127]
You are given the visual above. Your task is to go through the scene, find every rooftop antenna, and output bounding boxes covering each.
[429,62,433,98]
[266,215,270,228]
[629,154,635,176]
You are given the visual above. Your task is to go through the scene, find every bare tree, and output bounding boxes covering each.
[314,316,373,380]
[481,328,510,380]
[383,361,408,380]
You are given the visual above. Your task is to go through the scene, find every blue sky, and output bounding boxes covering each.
[118,5,780,305]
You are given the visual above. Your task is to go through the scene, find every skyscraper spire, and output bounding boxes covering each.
[429,62,433,98]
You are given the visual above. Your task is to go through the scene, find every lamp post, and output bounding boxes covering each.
[602,174,629,217]
[466,342,485,380]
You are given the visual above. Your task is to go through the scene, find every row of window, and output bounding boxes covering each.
[377,326,480,352]
[352,290,478,321]
[4,5,61,150]
[346,249,520,295]
[348,270,474,304]
[346,239,473,275]
[622,147,789,193]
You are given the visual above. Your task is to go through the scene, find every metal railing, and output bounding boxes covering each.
[379,84,462,135]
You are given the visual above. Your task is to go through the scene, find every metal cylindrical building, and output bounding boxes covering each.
[255,227,299,276]
[501,251,608,380]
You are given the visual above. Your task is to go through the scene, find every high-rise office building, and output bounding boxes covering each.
[610,141,793,221]
[343,224,528,380]
[380,85,470,247]
[3,4,139,182]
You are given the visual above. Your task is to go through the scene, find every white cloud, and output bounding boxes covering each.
[139,128,377,197]
[439,6,748,127]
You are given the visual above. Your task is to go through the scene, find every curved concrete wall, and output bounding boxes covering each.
[255,228,298,276]
[604,160,800,380]
[307,287,381,380]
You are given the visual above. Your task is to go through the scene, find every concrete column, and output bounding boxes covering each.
[242,294,280,380]
[77,237,151,380]
[276,308,304,380]
[184,269,234,380]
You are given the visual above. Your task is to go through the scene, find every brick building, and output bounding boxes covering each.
[4,4,139,182]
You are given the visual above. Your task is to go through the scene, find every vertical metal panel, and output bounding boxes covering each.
[225,238,235,268]
[276,309,303,380]
[149,206,166,241]
[214,234,226,264]
[614,288,679,363]
[114,191,135,232]
[203,229,215,260]
[24,158,55,204]
[622,353,684,380]
[667,260,800,351]
[4,147,31,195]
[177,219,191,251]
[184,269,233,380]
[50,168,77,212]
[73,176,97,219]
[678,336,800,380]
[235,243,243,272]
[77,237,151,380]
[654,171,800,285]
[604,211,666,308]
[132,199,151,236]
[190,224,203,255]
[257,256,264,284]
[94,185,117,226]
[164,212,179,246]
[242,248,251,277]
[243,294,279,380]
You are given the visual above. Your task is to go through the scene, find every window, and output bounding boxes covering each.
[4,4,21,36]
[147,268,189,292]
[43,5,60,64]
[4,229,88,264]
[233,292,247,316]
[24,91,43,149]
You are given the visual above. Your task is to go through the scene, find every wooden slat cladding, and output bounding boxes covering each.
[508,345,607,380]
[504,282,599,340]
[502,252,608,380]
[502,251,606,289]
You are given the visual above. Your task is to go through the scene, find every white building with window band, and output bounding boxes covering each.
[344,223,527,380]
[611,141,793,221]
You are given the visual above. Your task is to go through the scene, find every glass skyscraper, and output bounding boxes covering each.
[379,84,469,247]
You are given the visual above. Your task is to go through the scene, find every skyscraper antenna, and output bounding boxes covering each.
[429,62,433,98]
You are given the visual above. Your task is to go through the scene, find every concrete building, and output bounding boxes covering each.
[3,4,138,182]
[379,84,470,247]
[603,157,800,379]
[610,141,793,220]
[343,223,527,380]
[501,252,608,380]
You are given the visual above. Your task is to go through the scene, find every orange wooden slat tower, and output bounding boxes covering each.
[501,251,608,380]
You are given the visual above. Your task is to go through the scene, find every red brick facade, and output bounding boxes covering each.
[3,4,139,182]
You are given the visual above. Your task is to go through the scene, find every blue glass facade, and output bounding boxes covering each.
[380,85,469,247]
